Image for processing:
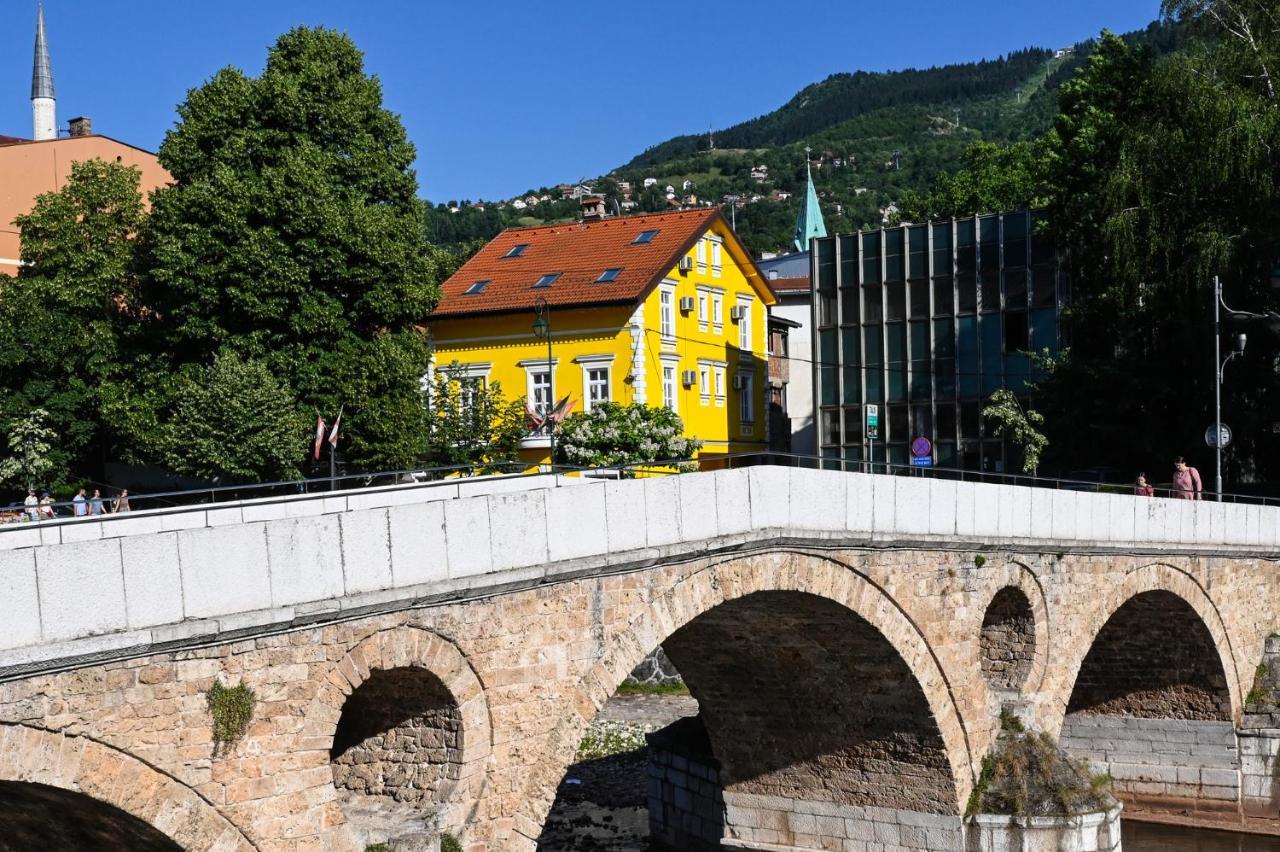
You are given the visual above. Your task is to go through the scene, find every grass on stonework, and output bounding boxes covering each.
[614,681,690,697]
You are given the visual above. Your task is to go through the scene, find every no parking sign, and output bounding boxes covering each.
[910,436,933,467]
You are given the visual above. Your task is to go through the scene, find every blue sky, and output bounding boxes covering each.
[0,2,1161,202]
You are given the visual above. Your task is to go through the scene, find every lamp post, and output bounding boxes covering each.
[532,297,555,470]
[1212,276,1249,501]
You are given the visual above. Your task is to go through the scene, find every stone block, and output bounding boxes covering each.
[339,510,395,593]
[442,496,493,579]
[0,525,40,550]
[790,467,847,533]
[58,519,102,544]
[388,501,448,587]
[36,538,127,643]
[486,490,548,571]
[847,474,875,533]
[1200,767,1241,788]
[893,477,931,536]
[264,515,345,607]
[952,480,977,537]
[1029,487,1053,540]
[747,466,790,530]
[997,484,1029,539]
[926,479,957,537]
[546,482,608,563]
[120,532,185,630]
[603,479,647,552]
[643,476,682,547]
[177,524,272,619]
[971,482,1000,537]
[871,474,896,533]
[679,471,719,542]
[0,550,40,649]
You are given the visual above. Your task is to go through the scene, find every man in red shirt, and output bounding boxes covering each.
[1172,457,1203,500]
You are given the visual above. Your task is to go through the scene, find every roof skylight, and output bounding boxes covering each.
[464,280,490,295]
[504,243,530,258]
[632,229,659,245]
[596,268,623,283]
[532,273,561,289]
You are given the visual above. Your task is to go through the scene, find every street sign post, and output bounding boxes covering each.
[910,436,933,468]
[1204,423,1232,449]
[865,405,879,473]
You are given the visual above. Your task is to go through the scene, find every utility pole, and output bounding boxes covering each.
[1214,276,1223,500]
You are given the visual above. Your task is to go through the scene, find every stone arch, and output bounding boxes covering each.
[980,587,1036,692]
[304,626,492,837]
[0,724,253,851]
[511,550,972,845]
[980,562,1051,696]
[1051,562,1242,727]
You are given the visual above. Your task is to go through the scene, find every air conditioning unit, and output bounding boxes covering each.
[678,256,695,272]
[732,375,750,390]
[729,305,748,322]
[679,295,695,312]
[681,370,697,387]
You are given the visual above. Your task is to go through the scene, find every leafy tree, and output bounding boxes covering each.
[423,363,527,473]
[0,160,145,484]
[136,27,439,472]
[898,140,1054,221]
[161,352,309,481]
[0,409,57,491]
[556,403,701,473]
[981,390,1048,474]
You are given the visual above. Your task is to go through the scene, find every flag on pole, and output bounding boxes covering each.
[548,395,575,424]
[525,403,546,431]
[313,416,327,460]
[328,408,343,449]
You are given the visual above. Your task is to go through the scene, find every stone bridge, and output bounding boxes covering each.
[0,466,1277,851]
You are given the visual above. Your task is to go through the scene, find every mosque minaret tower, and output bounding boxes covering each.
[31,3,56,141]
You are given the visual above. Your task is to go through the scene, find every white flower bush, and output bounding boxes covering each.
[556,402,701,473]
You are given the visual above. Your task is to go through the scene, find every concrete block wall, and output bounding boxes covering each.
[646,735,723,851]
[965,806,1121,852]
[720,792,964,852]
[1060,714,1240,804]
[1239,729,1280,817]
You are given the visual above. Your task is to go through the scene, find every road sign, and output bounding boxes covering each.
[865,404,880,440]
[1205,423,1232,449]
[911,437,932,458]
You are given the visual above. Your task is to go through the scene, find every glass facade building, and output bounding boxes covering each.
[811,210,1067,473]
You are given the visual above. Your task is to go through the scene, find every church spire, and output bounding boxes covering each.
[31,2,57,141]
[793,146,827,252]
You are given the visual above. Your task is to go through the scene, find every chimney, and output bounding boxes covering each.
[580,194,607,222]
[68,116,92,137]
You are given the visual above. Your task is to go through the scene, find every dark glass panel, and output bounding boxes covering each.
[886,322,907,402]
[911,404,933,441]
[843,405,863,444]
[909,279,929,318]
[862,232,881,282]
[937,401,957,443]
[958,274,977,313]
[816,238,836,290]
[864,324,883,365]
[839,235,859,284]
[843,366,862,404]
[933,277,954,316]
[820,367,838,405]
[1031,307,1056,353]
[1005,269,1027,306]
[981,315,1003,394]
[889,444,908,466]
[958,315,979,397]
[980,275,1000,312]
[821,408,840,445]
[936,441,956,467]
[934,358,956,398]
[819,292,837,327]
[1004,311,1029,352]
[888,403,909,442]
[932,318,955,358]
[1032,267,1056,308]
[961,401,981,439]
[862,283,883,323]
[886,280,906,321]
[841,287,860,324]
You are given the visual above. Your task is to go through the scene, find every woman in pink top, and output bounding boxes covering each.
[1172,457,1202,500]
[1134,472,1155,497]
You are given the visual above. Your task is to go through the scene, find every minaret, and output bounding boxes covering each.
[793,147,828,252]
[31,3,56,141]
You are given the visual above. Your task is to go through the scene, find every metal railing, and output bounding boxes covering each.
[2,451,1274,532]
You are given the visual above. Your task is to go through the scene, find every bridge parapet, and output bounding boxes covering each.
[0,466,1273,680]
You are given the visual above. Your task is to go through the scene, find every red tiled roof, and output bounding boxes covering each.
[433,208,742,318]
[769,276,811,293]
[0,135,29,147]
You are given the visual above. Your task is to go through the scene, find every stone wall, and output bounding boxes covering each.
[1060,715,1240,805]
[721,793,964,851]
[966,806,1122,852]
[1067,591,1231,720]
[625,647,683,687]
[330,667,462,803]
[646,716,723,851]
[979,587,1035,691]
[1238,729,1280,817]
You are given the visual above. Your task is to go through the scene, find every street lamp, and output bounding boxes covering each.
[1213,276,1251,501]
[532,297,555,470]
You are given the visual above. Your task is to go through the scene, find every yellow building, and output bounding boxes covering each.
[428,208,776,467]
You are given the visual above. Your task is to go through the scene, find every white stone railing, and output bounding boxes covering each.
[0,467,1274,676]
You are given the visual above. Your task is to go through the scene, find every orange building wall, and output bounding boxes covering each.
[0,135,171,276]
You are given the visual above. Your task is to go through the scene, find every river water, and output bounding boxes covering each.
[1125,822,1280,851]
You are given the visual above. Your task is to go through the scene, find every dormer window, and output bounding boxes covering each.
[504,243,530,258]
[532,273,561,289]
[596,267,623,283]
[632,229,659,245]
[464,280,490,295]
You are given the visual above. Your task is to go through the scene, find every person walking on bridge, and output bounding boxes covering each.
[1172,456,1203,500]
[1134,472,1154,497]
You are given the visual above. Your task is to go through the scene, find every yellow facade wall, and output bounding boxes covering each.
[427,219,770,467]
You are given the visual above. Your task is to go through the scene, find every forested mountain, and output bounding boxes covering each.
[427,20,1186,257]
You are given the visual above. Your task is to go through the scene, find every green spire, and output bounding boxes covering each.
[793,148,827,252]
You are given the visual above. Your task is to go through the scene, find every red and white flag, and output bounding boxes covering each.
[328,409,343,449]
[313,416,326,460]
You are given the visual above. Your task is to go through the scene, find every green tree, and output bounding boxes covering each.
[556,403,701,473]
[136,27,439,472]
[0,409,57,492]
[0,160,145,484]
[161,352,309,481]
[898,140,1054,221]
[423,364,527,473]
[981,390,1048,475]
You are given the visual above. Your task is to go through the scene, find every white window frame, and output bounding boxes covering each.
[699,366,710,405]
[519,358,558,420]
[659,283,676,342]
[710,236,723,277]
[575,354,615,413]
[712,293,723,332]
[714,366,725,406]
[696,238,707,266]
[697,292,708,329]
[737,298,753,352]
[660,354,681,413]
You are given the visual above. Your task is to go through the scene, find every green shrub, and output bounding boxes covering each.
[441,833,462,852]
[967,725,1113,817]
[973,554,987,568]
[206,680,256,746]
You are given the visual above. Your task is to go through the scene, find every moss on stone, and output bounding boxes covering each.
[206,680,255,748]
